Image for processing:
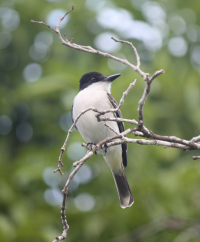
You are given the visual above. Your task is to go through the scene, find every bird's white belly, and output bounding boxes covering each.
[73,89,119,149]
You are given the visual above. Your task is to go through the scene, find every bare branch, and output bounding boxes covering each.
[118,79,138,110]
[149,69,164,82]
[55,6,74,30]
[193,156,200,160]
[191,135,200,143]
[137,69,164,129]
[104,122,119,135]
[31,9,161,82]
[52,193,69,242]
[99,116,138,125]
[96,79,138,120]
[104,137,192,150]
[53,149,94,241]
[63,150,93,192]
[31,6,200,242]
[54,106,99,174]
[111,37,141,69]
[30,20,56,32]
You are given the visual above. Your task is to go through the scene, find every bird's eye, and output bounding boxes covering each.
[91,77,95,81]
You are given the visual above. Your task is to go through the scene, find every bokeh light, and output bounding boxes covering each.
[94,32,121,53]
[59,112,73,132]
[186,25,200,43]
[60,90,77,109]
[85,0,106,11]
[95,5,163,52]
[141,1,166,26]
[29,31,53,61]
[107,53,127,72]
[43,167,61,188]
[16,122,33,143]
[74,193,95,212]
[75,164,92,184]
[1,52,18,71]
[0,115,12,135]
[180,8,196,25]
[167,36,188,57]
[23,63,42,83]
[168,16,186,35]
[131,0,148,10]
[0,7,20,31]
[190,45,200,66]
[0,32,11,49]
[46,9,69,29]
[67,164,94,192]
[44,188,63,206]
[96,7,133,32]
[13,103,30,122]
[67,142,86,161]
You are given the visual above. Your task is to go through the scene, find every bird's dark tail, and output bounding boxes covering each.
[104,148,133,208]
[112,166,134,208]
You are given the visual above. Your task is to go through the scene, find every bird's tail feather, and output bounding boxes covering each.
[112,167,134,208]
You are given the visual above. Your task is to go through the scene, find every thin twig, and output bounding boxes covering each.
[111,37,141,69]
[56,6,74,30]
[31,9,161,83]
[104,123,119,135]
[54,106,100,174]
[191,135,200,143]
[96,79,138,120]
[118,80,138,110]
[30,20,56,32]
[99,117,138,125]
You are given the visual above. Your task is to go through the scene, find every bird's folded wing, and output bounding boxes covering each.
[71,103,78,130]
[107,93,128,167]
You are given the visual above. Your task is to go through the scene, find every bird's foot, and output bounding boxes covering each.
[87,142,97,156]
[102,143,108,155]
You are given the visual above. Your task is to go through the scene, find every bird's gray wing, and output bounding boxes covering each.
[71,103,78,130]
[107,93,127,167]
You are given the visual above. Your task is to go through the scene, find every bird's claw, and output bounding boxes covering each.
[87,142,97,156]
[102,143,108,155]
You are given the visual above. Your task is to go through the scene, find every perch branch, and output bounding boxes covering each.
[31,6,200,242]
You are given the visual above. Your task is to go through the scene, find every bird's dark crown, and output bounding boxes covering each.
[79,72,121,91]
[79,72,107,91]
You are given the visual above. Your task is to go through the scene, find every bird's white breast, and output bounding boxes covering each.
[72,82,119,150]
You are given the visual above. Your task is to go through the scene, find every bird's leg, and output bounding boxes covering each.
[87,142,97,156]
[102,143,108,155]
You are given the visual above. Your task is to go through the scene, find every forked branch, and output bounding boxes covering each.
[31,6,200,242]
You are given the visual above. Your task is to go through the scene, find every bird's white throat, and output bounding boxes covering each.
[80,81,112,94]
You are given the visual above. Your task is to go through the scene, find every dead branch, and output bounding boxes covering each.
[31,7,163,83]
[31,6,200,242]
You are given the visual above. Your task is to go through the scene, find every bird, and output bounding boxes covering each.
[72,71,133,208]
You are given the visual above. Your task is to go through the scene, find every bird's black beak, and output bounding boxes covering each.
[106,73,121,82]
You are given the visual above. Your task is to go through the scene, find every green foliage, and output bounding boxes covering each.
[0,0,200,241]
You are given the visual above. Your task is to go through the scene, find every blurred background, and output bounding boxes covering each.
[0,0,200,241]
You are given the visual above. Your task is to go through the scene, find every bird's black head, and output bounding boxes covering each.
[79,72,121,91]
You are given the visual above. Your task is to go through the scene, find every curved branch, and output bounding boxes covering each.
[31,7,163,82]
